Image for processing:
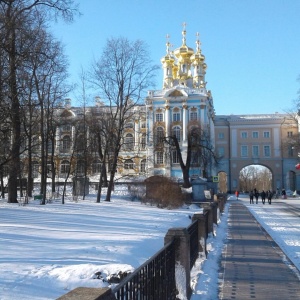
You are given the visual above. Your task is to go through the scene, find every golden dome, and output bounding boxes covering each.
[174,27,194,59]
[161,35,175,65]
[191,33,205,63]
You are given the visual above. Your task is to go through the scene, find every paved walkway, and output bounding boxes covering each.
[219,202,300,300]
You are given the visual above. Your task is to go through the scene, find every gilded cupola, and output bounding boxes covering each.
[161,23,208,89]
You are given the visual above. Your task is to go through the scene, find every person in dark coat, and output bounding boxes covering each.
[249,190,254,204]
[267,190,273,204]
[261,190,266,204]
[254,188,259,204]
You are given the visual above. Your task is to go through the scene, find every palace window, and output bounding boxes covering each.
[156,151,164,164]
[60,160,70,176]
[241,145,248,157]
[287,131,293,137]
[141,134,146,150]
[76,160,85,175]
[124,133,134,150]
[173,112,180,122]
[155,127,164,145]
[172,126,181,142]
[252,131,259,138]
[190,111,198,121]
[62,135,71,153]
[155,113,163,122]
[218,147,225,157]
[241,132,248,139]
[140,159,146,173]
[264,145,271,157]
[92,160,101,174]
[218,132,224,139]
[263,131,270,138]
[252,145,259,157]
[124,159,134,170]
[172,150,180,164]
[32,161,39,178]
[125,122,134,129]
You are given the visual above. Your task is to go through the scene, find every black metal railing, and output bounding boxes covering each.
[187,220,199,269]
[112,240,177,300]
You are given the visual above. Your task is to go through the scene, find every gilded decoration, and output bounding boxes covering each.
[154,122,166,129]
[172,121,182,126]
[169,90,184,97]
[60,110,74,118]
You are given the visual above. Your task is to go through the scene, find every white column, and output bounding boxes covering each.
[165,105,170,137]
[182,104,188,142]
[134,120,139,151]
[146,106,154,175]
[200,104,206,126]
[55,127,60,152]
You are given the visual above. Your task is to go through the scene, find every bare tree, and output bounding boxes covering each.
[90,37,159,202]
[163,126,220,188]
[239,165,272,192]
[0,0,79,203]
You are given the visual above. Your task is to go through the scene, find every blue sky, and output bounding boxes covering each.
[51,0,300,115]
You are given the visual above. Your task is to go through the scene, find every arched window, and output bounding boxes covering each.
[125,133,134,150]
[140,159,146,173]
[124,159,134,170]
[155,127,164,145]
[60,160,70,176]
[62,135,71,153]
[172,126,181,142]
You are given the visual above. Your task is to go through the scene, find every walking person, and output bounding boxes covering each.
[267,190,273,204]
[235,190,239,200]
[261,190,266,204]
[249,190,254,204]
[254,188,259,204]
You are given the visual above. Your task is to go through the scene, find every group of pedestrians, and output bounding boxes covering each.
[234,188,288,205]
[248,188,273,204]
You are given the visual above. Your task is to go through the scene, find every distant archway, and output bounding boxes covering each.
[239,165,272,193]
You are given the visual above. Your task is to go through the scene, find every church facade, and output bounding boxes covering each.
[144,26,300,192]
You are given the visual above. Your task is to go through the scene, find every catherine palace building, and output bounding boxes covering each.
[46,27,300,193]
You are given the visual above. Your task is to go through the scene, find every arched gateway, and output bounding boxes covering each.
[214,114,300,193]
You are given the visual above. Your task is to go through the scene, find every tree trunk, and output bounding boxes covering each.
[7,28,20,203]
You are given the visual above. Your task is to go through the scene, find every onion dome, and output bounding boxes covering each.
[191,32,206,65]
[161,34,175,65]
[174,23,194,60]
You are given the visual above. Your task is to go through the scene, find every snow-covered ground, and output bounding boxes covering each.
[0,188,299,300]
